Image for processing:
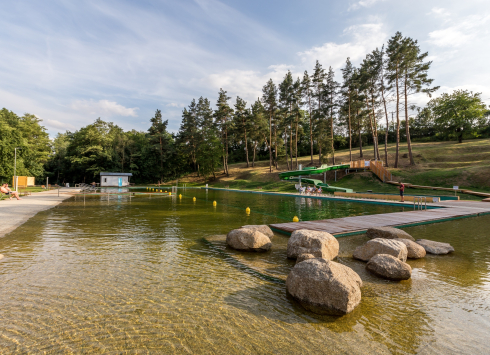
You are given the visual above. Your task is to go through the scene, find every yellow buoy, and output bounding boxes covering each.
[165,191,167,193]
[213,201,217,206]
[246,207,250,214]
[169,192,171,196]
[193,197,196,202]
[293,216,299,222]
[179,194,182,199]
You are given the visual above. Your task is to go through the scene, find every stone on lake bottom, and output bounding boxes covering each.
[366,254,412,280]
[353,238,408,262]
[286,259,362,315]
[366,226,415,241]
[416,239,454,255]
[287,229,339,260]
[226,228,271,252]
[397,239,426,259]
[241,225,274,238]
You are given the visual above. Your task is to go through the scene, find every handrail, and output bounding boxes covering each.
[414,196,427,211]
[369,160,392,182]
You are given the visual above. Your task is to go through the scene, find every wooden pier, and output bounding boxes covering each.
[270,200,490,237]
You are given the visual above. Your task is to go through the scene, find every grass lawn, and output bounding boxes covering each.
[170,138,490,201]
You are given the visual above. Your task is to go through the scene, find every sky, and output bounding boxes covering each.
[1,0,489,137]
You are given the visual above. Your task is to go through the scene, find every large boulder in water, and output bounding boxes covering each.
[416,239,454,255]
[366,254,412,280]
[287,229,339,260]
[353,238,408,262]
[286,258,362,315]
[398,239,426,259]
[226,228,271,252]
[295,253,316,265]
[241,225,274,238]
[366,226,415,241]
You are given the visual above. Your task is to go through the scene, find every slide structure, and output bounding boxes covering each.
[278,164,354,193]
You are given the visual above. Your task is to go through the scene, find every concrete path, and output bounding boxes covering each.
[0,188,79,238]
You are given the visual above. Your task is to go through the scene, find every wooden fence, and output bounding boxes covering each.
[369,160,392,182]
[341,160,369,169]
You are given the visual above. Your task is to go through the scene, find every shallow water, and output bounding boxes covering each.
[0,190,489,354]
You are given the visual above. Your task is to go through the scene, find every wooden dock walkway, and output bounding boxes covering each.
[270,200,490,237]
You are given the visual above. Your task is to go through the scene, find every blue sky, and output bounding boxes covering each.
[1,0,489,136]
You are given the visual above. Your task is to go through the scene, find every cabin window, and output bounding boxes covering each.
[104,178,107,183]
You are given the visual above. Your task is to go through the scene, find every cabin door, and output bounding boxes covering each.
[118,178,122,187]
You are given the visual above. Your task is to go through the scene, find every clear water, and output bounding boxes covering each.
[0,190,489,354]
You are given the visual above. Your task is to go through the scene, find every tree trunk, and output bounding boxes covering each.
[381,86,389,167]
[358,109,363,158]
[365,95,377,161]
[404,75,415,165]
[285,131,290,170]
[290,126,293,170]
[394,62,400,168]
[274,125,278,169]
[252,142,257,167]
[457,128,463,143]
[244,128,249,167]
[269,112,272,173]
[348,94,352,161]
[295,117,298,169]
[309,98,313,164]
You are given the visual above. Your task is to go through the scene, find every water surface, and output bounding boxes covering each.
[0,190,489,354]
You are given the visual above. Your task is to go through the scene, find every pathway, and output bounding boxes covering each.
[0,188,78,238]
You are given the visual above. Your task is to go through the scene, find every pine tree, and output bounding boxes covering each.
[215,89,234,175]
[300,71,315,164]
[324,66,339,165]
[279,71,295,169]
[232,96,250,167]
[249,99,268,167]
[341,58,354,162]
[261,79,278,172]
[149,109,171,183]
[312,60,327,164]
[401,36,439,165]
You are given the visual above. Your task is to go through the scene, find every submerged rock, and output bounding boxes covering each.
[295,253,316,264]
[241,225,274,238]
[226,228,271,252]
[366,227,415,241]
[366,254,412,280]
[0,254,3,260]
[416,239,454,255]
[286,258,362,315]
[398,239,426,259]
[353,238,408,262]
[287,229,339,260]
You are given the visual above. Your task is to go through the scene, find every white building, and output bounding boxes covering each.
[100,172,133,187]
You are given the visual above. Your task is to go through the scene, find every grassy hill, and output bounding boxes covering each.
[172,138,490,201]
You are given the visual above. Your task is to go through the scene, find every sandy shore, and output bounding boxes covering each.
[0,188,79,238]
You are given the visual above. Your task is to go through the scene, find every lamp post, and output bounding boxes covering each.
[14,147,21,192]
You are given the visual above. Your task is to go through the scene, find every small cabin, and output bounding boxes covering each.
[100,172,132,187]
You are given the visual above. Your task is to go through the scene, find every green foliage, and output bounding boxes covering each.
[429,90,488,143]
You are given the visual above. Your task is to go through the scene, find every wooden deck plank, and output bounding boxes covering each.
[270,202,490,236]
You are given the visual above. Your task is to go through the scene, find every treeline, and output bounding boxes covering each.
[2,32,489,185]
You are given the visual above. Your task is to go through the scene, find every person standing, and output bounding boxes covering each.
[399,183,405,202]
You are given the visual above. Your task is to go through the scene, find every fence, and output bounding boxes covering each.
[369,160,392,182]
[341,160,369,169]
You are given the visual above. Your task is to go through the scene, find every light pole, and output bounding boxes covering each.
[14,147,21,192]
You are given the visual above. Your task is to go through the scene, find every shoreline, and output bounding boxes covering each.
[0,188,78,238]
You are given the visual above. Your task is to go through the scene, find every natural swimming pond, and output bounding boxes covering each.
[0,190,489,354]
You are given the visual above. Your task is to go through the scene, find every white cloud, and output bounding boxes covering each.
[428,14,490,48]
[166,103,185,108]
[298,24,387,70]
[428,7,450,18]
[348,0,388,11]
[70,100,138,117]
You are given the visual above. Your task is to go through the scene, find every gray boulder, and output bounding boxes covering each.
[366,254,412,280]
[353,238,408,262]
[416,239,454,255]
[398,239,426,259]
[241,224,274,238]
[295,253,316,264]
[286,259,362,315]
[226,228,271,252]
[366,226,415,241]
[287,229,339,260]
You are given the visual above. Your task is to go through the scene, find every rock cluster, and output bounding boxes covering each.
[226,228,271,252]
[286,258,362,315]
[353,238,408,262]
[287,229,339,260]
[398,239,426,259]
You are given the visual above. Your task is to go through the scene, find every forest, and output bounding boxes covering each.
[1,32,489,185]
